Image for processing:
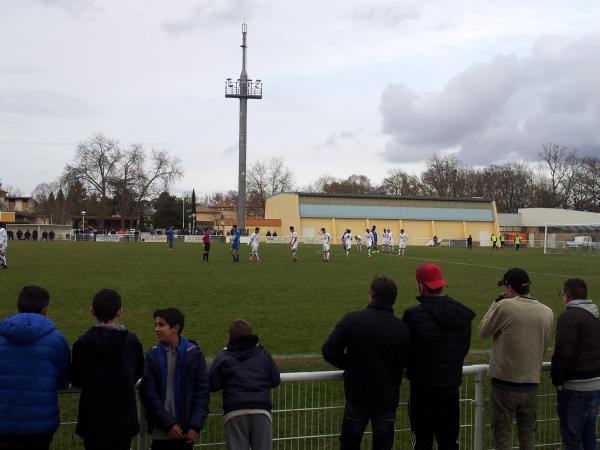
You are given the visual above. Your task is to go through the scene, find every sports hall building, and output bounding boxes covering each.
[265,192,500,245]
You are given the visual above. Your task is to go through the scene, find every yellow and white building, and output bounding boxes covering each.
[265,192,500,245]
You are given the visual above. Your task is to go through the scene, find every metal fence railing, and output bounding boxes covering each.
[51,363,598,450]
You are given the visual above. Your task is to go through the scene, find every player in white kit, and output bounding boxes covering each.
[249,227,262,262]
[354,234,362,252]
[289,226,298,262]
[398,229,408,256]
[343,229,352,256]
[0,223,7,269]
[321,227,332,262]
[387,229,394,254]
[365,229,374,257]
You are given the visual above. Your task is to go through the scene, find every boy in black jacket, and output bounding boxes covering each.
[140,308,210,450]
[71,289,145,450]
[209,320,281,450]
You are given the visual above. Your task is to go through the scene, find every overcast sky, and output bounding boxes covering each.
[2,0,600,196]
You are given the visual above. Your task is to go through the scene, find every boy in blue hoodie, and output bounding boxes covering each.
[0,285,70,450]
[209,320,281,450]
[140,308,210,450]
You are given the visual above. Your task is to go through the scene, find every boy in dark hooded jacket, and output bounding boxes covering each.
[71,288,145,450]
[209,320,281,450]
[402,263,475,450]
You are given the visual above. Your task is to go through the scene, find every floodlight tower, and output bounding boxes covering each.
[225,23,262,232]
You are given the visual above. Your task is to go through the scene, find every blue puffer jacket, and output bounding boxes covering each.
[0,313,71,435]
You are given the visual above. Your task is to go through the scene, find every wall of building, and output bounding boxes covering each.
[266,193,500,245]
[264,193,301,231]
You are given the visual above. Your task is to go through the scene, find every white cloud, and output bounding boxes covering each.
[380,34,600,163]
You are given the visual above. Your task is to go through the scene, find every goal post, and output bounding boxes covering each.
[543,223,600,255]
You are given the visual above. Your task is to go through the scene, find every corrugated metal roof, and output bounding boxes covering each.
[275,192,493,203]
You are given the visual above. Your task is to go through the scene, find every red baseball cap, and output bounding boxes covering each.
[416,263,448,290]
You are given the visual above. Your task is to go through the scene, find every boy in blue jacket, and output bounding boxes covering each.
[209,320,281,450]
[140,308,210,450]
[0,285,70,450]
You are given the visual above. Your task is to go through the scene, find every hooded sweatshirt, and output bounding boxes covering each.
[403,295,476,390]
[551,299,600,389]
[71,324,144,441]
[209,334,280,415]
[0,313,70,435]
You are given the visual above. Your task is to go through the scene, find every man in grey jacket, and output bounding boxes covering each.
[479,268,553,450]
[551,278,600,450]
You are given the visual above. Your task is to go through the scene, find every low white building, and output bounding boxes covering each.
[499,208,600,239]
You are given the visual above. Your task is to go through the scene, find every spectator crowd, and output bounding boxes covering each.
[0,265,599,450]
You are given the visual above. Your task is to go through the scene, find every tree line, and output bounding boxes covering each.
[201,143,600,214]
[27,136,600,229]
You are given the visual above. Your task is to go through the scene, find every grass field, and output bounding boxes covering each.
[1,240,598,369]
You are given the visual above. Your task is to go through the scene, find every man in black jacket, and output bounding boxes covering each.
[551,278,600,450]
[322,276,410,450]
[402,263,475,450]
[71,289,145,450]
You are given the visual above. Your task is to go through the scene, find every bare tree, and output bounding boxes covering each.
[421,154,464,197]
[538,143,580,208]
[379,169,423,196]
[62,135,183,228]
[62,134,122,225]
[247,157,294,217]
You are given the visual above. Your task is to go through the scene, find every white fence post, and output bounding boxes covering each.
[473,369,485,450]
[137,400,148,450]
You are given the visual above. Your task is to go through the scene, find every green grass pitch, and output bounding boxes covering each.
[1,241,598,368]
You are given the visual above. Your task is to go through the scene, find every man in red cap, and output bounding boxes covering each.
[402,263,475,450]
[479,268,553,450]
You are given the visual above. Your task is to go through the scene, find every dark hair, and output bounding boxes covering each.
[370,276,397,306]
[153,308,185,335]
[289,226,294,231]
[229,319,253,341]
[424,286,444,295]
[17,285,50,313]
[255,227,259,232]
[92,288,122,321]
[564,278,587,300]
[233,224,237,228]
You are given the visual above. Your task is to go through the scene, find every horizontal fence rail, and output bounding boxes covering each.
[51,363,598,449]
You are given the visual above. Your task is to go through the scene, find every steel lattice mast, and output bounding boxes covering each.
[225,23,262,232]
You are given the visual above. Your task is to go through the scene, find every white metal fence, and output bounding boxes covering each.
[50,363,599,450]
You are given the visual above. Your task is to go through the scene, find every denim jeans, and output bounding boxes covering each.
[339,403,396,450]
[557,388,600,450]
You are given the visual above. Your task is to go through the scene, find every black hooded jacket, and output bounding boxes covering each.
[71,325,145,441]
[402,295,475,390]
[209,334,280,414]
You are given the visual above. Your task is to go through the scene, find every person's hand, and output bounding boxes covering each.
[168,424,185,439]
[185,429,199,443]
[494,293,506,303]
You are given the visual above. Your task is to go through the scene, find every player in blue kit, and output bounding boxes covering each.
[230,225,241,263]
[166,226,174,251]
